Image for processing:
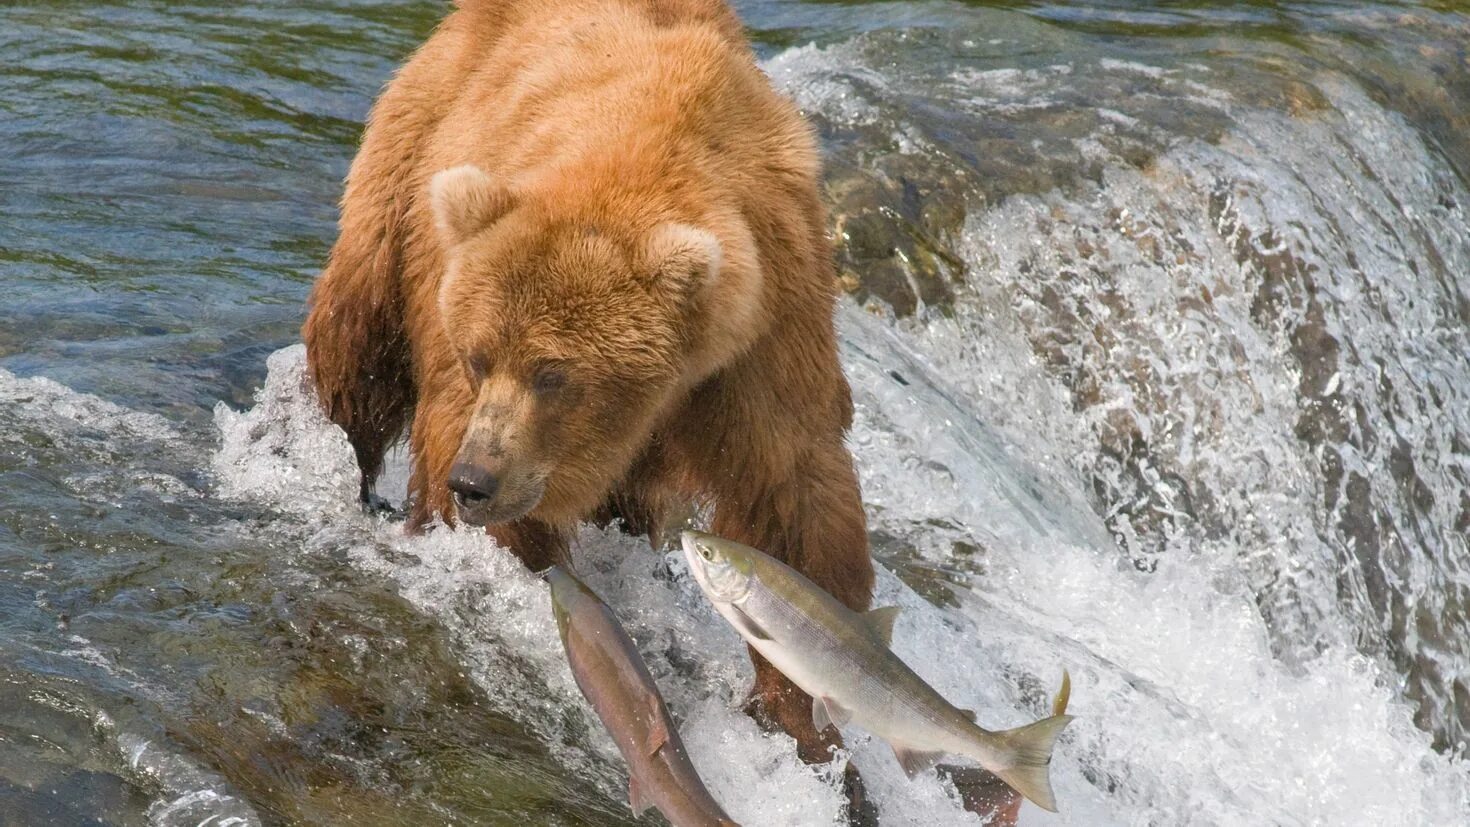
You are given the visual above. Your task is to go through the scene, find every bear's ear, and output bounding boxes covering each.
[429,165,516,245]
[641,223,722,301]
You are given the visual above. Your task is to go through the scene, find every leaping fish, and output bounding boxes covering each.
[546,566,739,827]
[680,531,1073,812]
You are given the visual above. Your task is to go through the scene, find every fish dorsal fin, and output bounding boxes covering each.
[646,695,670,757]
[1053,668,1072,716]
[891,744,945,779]
[812,695,853,733]
[728,605,772,641]
[629,775,650,815]
[864,606,901,646]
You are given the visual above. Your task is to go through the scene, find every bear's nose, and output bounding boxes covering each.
[448,462,500,508]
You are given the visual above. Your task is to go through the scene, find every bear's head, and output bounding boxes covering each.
[428,164,752,526]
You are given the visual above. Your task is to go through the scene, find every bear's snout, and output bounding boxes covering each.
[449,462,500,508]
[445,447,547,525]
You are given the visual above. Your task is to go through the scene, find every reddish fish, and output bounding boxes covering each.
[546,566,739,827]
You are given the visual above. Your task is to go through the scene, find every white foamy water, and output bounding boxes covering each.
[844,313,1467,825]
[0,367,182,455]
[115,728,261,827]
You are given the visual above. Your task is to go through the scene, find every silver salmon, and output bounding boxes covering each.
[546,566,739,827]
[680,531,1072,812]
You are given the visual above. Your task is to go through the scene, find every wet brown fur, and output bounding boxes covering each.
[302,0,874,781]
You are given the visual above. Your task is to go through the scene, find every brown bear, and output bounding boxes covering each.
[303,0,875,810]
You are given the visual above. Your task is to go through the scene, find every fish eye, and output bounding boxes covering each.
[699,545,714,561]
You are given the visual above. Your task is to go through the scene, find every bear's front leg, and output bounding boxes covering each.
[406,391,473,532]
[709,437,878,824]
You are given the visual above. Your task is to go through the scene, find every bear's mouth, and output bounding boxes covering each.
[452,475,546,526]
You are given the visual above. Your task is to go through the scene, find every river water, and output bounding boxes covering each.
[2,1,1468,824]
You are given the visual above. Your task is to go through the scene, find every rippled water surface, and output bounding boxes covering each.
[3,1,1469,824]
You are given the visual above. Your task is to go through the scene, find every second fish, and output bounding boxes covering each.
[546,566,739,827]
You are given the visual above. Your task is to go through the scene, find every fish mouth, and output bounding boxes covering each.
[544,568,574,638]
[680,531,717,591]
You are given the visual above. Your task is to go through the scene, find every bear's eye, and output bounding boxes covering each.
[532,366,568,395]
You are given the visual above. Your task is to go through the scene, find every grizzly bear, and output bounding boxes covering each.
[303,0,875,808]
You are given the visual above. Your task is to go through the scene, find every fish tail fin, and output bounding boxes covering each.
[990,714,1073,812]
